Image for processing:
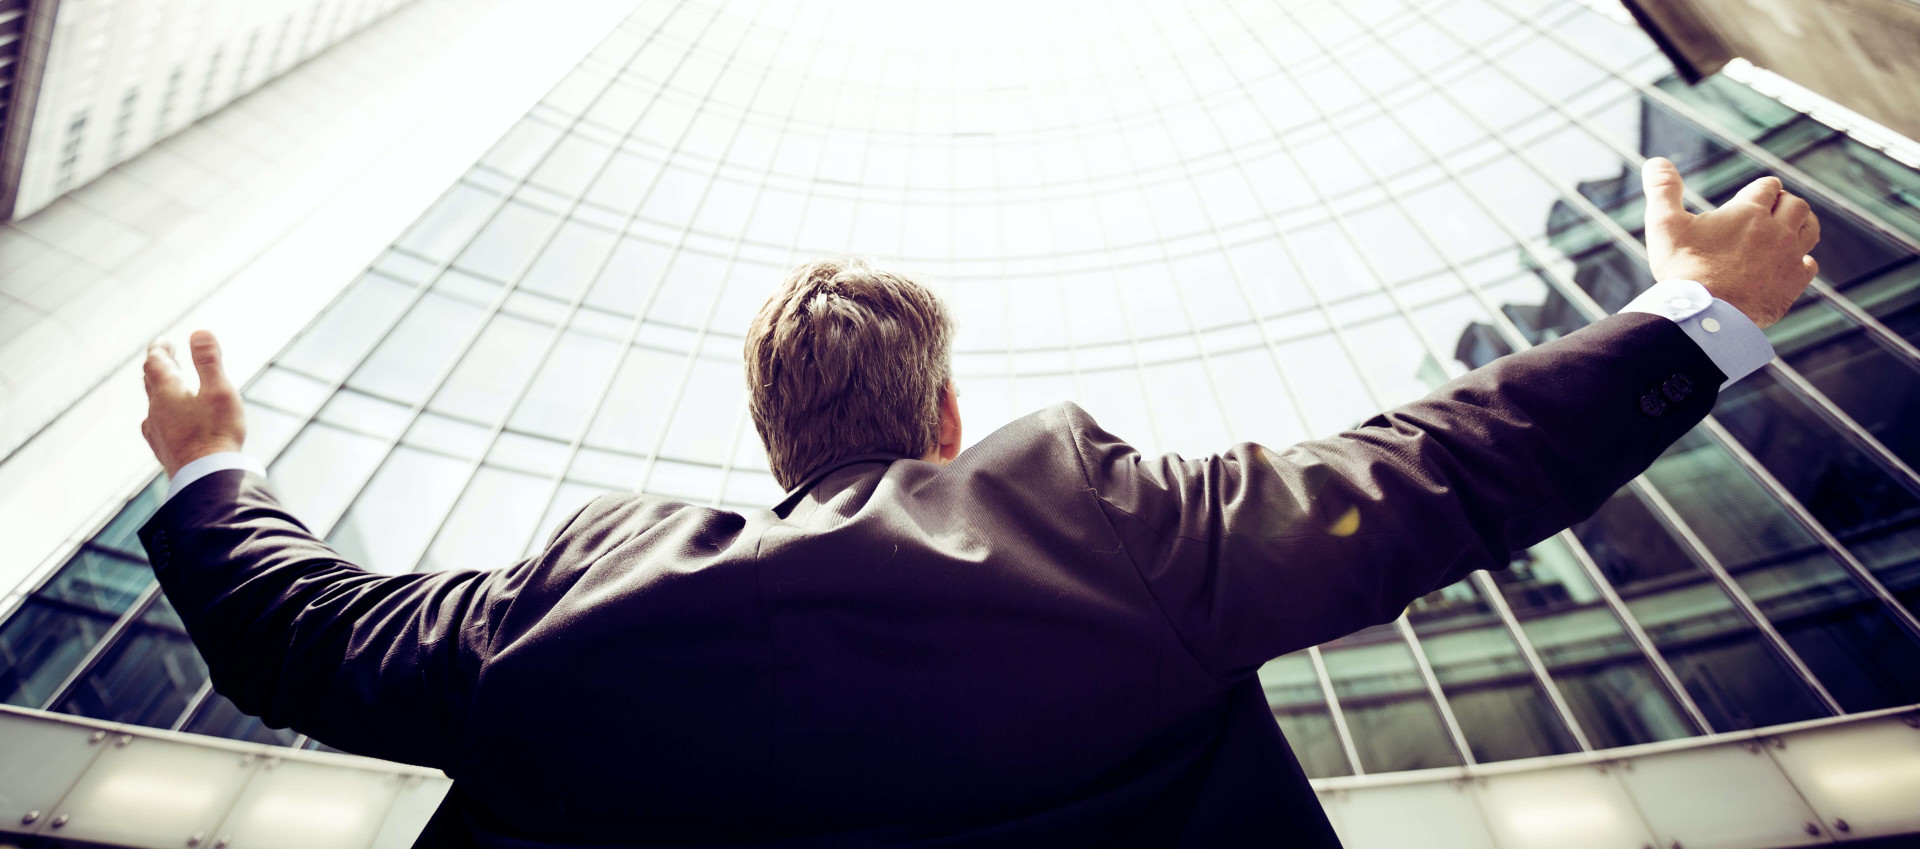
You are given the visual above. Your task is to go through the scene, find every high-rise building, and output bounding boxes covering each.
[0,0,419,220]
[2,0,1918,845]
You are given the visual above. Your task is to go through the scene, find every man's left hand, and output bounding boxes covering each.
[142,330,247,477]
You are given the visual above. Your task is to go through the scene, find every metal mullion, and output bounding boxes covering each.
[169,680,216,732]
[1628,477,1845,713]
[310,0,723,553]
[1760,353,1920,489]
[1391,613,1479,764]
[1271,0,1849,716]
[705,407,753,510]
[1053,33,1167,454]
[1551,528,1717,733]
[1392,0,1920,494]
[1802,276,1920,370]
[1694,415,1920,643]
[1469,0,1920,370]
[1193,1,1697,748]
[39,584,163,711]
[1470,570,1594,750]
[1306,645,1367,777]
[474,2,813,550]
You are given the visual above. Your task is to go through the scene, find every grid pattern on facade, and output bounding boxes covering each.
[2,0,1918,774]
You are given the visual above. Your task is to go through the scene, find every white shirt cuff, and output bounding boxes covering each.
[165,452,266,504]
[1619,279,1774,389]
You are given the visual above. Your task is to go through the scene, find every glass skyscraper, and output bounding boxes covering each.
[3,0,1918,845]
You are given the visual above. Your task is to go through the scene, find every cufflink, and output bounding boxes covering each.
[1640,392,1668,417]
[1702,317,1721,333]
[1662,373,1693,403]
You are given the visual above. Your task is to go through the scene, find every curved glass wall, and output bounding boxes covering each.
[5,0,1920,774]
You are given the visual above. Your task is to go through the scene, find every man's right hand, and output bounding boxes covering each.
[142,331,247,478]
[1641,157,1820,329]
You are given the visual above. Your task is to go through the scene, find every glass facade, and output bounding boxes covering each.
[4,0,1918,776]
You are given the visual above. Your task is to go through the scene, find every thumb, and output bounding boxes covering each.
[1641,157,1691,251]
[189,330,232,393]
[1733,175,1783,211]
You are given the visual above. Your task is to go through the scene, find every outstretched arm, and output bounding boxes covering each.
[1075,161,1821,679]
[135,333,575,766]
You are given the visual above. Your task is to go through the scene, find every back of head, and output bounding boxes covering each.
[745,258,953,490]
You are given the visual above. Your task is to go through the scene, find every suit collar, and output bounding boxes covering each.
[774,452,906,517]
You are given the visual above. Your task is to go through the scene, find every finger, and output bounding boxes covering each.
[1799,210,1821,252]
[1733,175,1783,211]
[143,341,184,393]
[1640,157,1691,227]
[1804,254,1820,281]
[1774,191,1811,224]
[189,330,231,393]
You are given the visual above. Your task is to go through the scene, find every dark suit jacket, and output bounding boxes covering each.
[139,313,1723,847]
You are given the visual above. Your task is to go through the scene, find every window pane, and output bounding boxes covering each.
[520,221,619,303]
[524,482,615,558]
[510,329,625,440]
[659,356,745,464]
[1574,488,1828,730]
[348,292,490,404]
[1407,579,1580,762]
[420,466,552,573]
[528,134,614,198]
[1257,652,1352,778]
[182,692,298,747]
[54,598,207,727]
[1319,626,1465,773]
[453,201,564,282]
[327,447,476,575]
[88,480,166,558]
[1642,431,1920,711]
[267,422,392,536]
[1492,536,1699,748]
[279,274,418,383]
[396,183,506,262]
[430,313,554,424]
[0,549,153,707]
[586,346,689,454]
[1714,364,1920,618]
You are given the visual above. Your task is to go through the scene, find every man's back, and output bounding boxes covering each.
[140,311,1730,845]
[133,164,1818,847]
[446,402,1325,845]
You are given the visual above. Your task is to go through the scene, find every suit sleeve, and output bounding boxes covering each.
[137,473,606,767]
[1067,312,1724,680]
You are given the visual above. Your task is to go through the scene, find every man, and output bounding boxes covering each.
[138,159,1816,847]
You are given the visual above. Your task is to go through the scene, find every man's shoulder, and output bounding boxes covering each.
[940,401,1112,487]
[538,491,746,561]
